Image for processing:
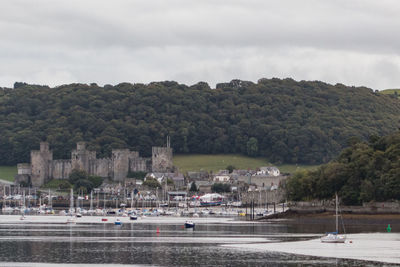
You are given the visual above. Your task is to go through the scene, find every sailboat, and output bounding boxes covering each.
[321,193,346,243]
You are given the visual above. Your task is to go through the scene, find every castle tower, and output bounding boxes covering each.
[71,142,96,173]
[31,142,53,187]
[152,138,173,172]
[112,149,131,182]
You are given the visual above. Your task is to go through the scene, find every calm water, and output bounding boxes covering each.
[0,216,397,266]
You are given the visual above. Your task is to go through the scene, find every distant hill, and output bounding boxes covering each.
[1,78,400,166]
[380,89,400,98]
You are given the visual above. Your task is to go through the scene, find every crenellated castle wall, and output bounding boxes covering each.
[152,146,173,172]
[89,158,112,178]
[17,141,173,186]
[30,142,53,187]
[130,157,151,172]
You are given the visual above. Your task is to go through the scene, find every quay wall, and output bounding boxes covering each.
[290,201,400,214]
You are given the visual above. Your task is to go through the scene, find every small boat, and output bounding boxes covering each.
[130,215,138,220]
[76,213,82,218]
[321,193,346,243]
[321,232,346,243]
[101,218,108,222]
[184,221,195,228]
[114,219,122,225]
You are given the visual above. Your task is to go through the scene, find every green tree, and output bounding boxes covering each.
[74,179,94,194]
[127,171,147,180]
[143,178,161,188]
[212,183,231,193]
[189,181,198,192]
[58,180,72,190]
[69,169,88,184]
[226,165,235,173]
[246,137,258,157]
[88,175,103,188]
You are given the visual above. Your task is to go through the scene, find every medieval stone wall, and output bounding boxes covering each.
[30,142,53,187]
[152,147,173,172]
[129,157,151,172]
[89,158,112,178]
[71,142,96,172]
[16,141,174,187]
[51,160,72,180]
[17,163,31,175]
[112,149,130,182]
[237,175,287,188]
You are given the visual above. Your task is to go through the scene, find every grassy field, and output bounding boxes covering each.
[0,166,17,182]
[41,179,71,190]
[380,89,400,98]
[173,154,319,174]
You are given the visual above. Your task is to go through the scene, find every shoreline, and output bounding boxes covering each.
[224,233,400,265]
[259,209,400,220]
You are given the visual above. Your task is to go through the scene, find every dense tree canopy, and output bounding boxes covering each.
[212,183,231,193]
[286,131,400,205]
[68,169,103,193]
[0,78,399,165]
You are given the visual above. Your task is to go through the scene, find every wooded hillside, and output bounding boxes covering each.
[1,78,399,165]
[286,131,400,204]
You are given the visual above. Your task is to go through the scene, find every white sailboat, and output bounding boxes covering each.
[321,193,346,243]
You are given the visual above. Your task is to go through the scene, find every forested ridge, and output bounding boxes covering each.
[0,78,399,166]
[286,131,400,204]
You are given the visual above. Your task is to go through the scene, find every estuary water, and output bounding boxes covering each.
[0,215,398,266]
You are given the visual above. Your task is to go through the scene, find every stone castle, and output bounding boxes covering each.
[15,141,173,187]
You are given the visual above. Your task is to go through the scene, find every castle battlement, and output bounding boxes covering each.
[16,141,173,187]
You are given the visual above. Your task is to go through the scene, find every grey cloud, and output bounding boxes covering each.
[0,0,400,89]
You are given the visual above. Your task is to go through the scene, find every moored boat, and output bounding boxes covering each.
[199,193,223,206]
[184,220,195,228]
[321,193,346,243]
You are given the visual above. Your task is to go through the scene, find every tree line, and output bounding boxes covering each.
[0,78,399,166]
[286,131,400,205]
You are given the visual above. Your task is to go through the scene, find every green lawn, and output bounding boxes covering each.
[41,179,71,190]
[173,154,319,174]
[0,166,17,182]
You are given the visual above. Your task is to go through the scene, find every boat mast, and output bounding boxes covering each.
[90,191,93,211]
[70,188,74,213]
[335,192,338,233]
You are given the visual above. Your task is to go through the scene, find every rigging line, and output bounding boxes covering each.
[338,200,347,235]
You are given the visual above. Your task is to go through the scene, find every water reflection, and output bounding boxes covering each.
[0,218,397,266]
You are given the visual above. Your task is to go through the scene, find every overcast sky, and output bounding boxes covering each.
[1,0,399,89]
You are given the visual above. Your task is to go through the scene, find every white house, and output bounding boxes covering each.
[256,167,280,176]
[213,175,230,183]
